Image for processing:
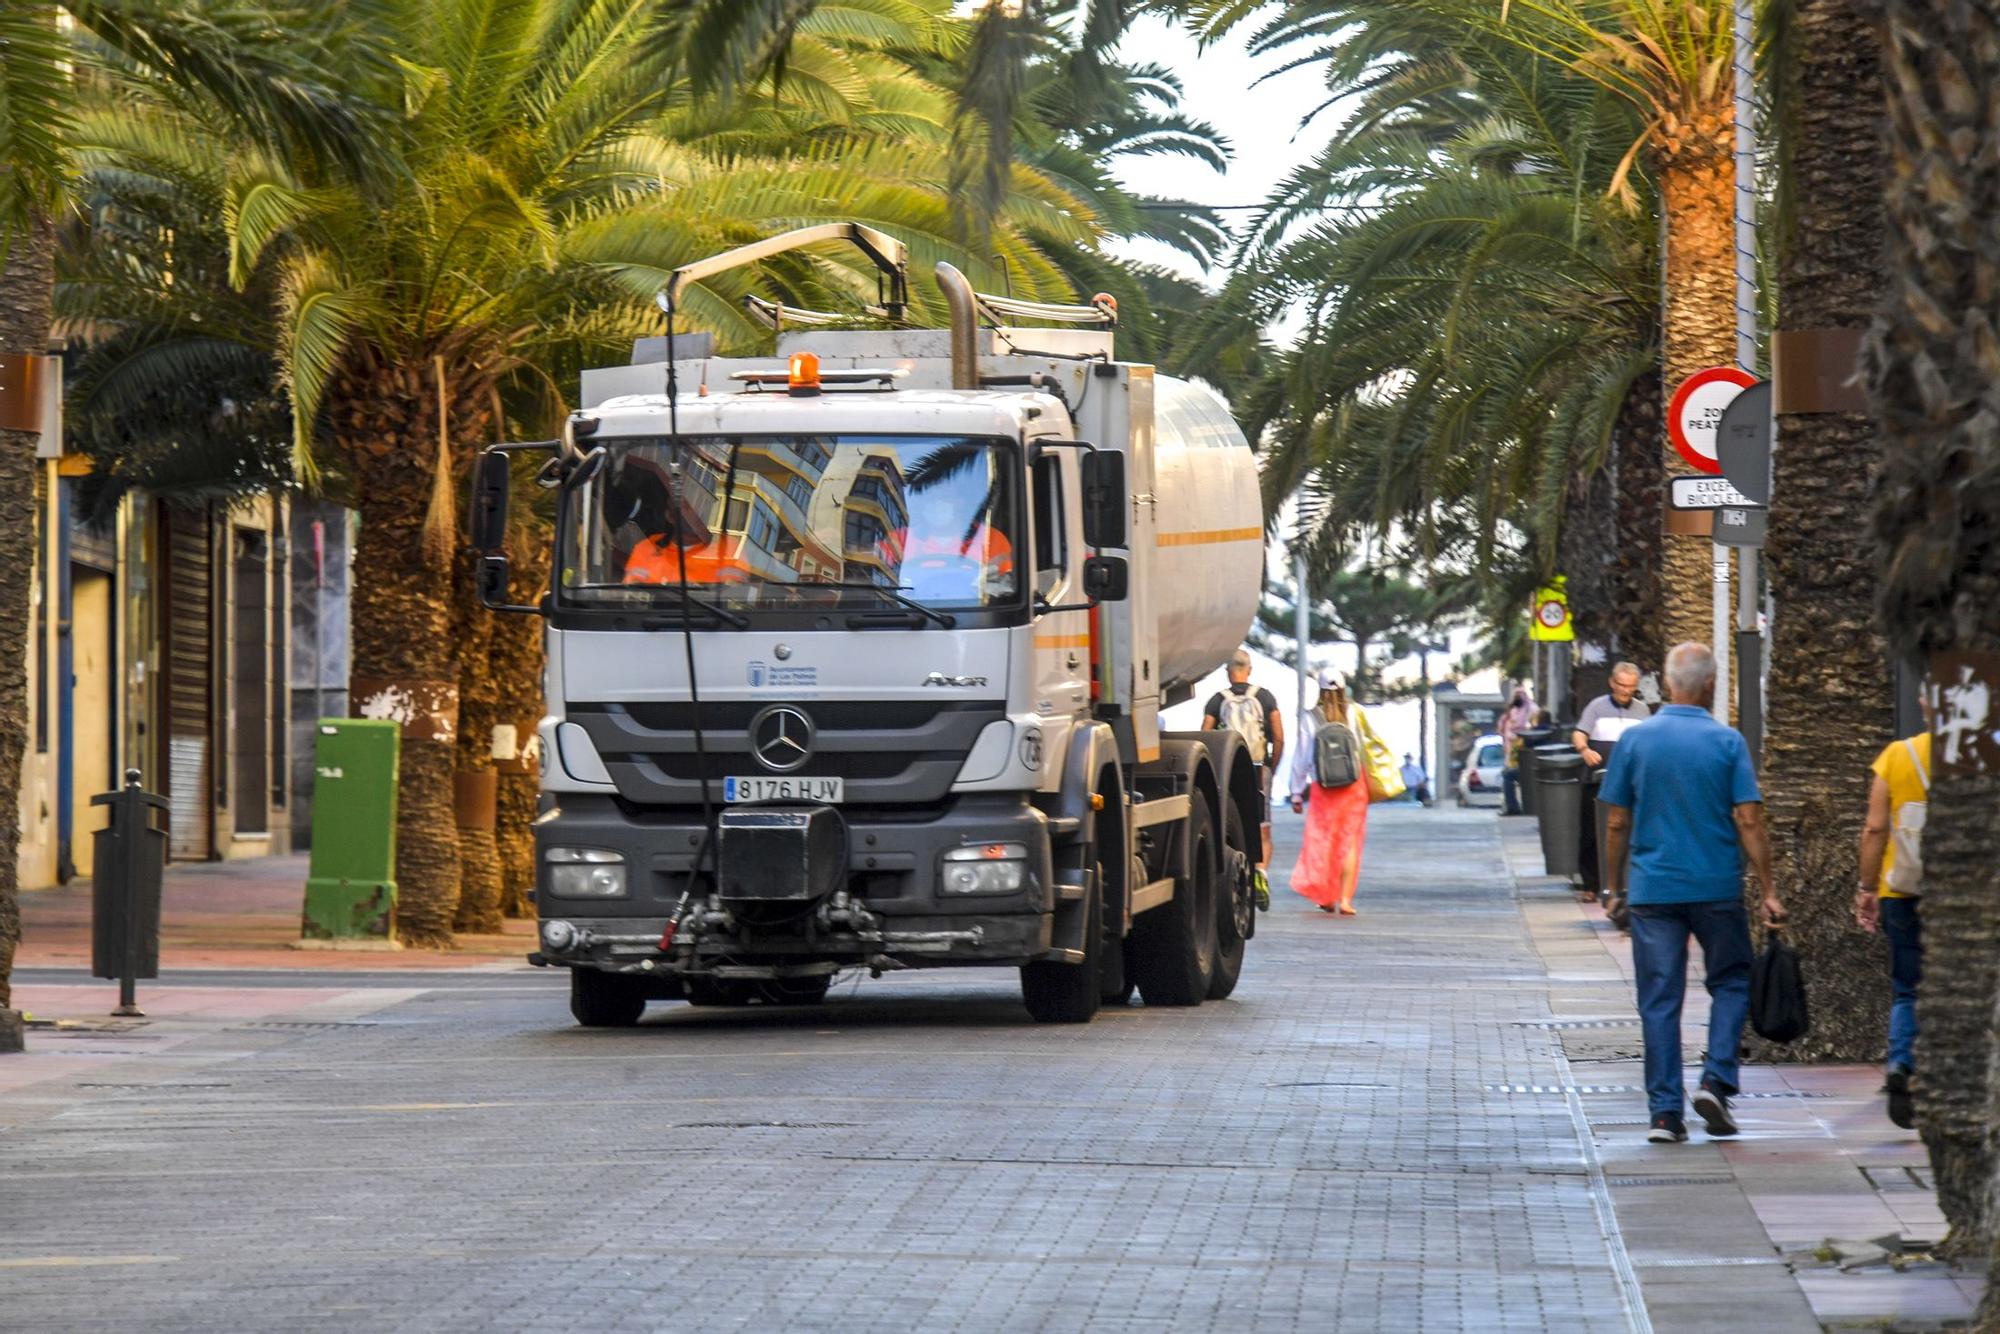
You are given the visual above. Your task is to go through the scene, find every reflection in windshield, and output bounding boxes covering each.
[563,435,1018,611]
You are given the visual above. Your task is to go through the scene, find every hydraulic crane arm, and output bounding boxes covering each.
[656,223,910,322]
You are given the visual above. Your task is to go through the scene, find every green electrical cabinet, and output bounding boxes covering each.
[303,718,401,940]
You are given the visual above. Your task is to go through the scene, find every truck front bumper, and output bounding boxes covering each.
[533,793,1054,973]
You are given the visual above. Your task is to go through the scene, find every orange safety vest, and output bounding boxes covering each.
[622,535,750,585]
[897,526,1014,577]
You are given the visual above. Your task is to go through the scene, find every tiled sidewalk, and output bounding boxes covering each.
[15,853,533,971]
[1501,816,1982,1329]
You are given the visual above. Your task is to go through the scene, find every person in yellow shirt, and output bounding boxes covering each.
[1854,710,1931,1131]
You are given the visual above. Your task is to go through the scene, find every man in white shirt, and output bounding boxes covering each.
[1571,661,1651,900]
[1573,662,1652,768]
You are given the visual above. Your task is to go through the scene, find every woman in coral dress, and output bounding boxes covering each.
[1287,669,1382,915]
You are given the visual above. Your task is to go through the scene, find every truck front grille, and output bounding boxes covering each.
[566,700,1005,807]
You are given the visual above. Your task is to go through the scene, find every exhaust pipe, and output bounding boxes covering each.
[935,261,979,390]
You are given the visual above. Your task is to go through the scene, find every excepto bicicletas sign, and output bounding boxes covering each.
[1667,367,1758,475]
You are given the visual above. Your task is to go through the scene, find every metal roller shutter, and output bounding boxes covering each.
[163,508,215,861]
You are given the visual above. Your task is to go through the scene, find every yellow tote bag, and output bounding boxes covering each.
[1351,705,1406,803]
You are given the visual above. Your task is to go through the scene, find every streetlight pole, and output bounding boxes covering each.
[1731,0,1763,741]
[1293,548,1311,726]
[1712,0,1759,725]
[1416,640,1448,791]
[1418,645,1431,778]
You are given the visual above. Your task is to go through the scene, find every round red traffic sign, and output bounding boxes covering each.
[1667,367,1758,474]
[1536,598,1567,631]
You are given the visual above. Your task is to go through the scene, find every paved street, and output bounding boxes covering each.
[0,805,1960,1331]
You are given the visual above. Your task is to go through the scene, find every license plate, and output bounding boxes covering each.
[723,775,843,804]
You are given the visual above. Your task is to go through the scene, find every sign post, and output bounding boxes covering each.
[1668,366,1757,725]
[1529,579,1573,722]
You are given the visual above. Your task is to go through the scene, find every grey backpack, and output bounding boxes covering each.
[1313,715,1363,789]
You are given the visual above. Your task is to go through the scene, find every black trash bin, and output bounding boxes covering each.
[1514,727,1557,816]
[1533,746,1585,878]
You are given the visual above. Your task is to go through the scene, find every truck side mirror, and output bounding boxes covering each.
[477,554,512,607]
[470,449,511,552]
[1083,554,1128,603]
[1080,450,1126,548]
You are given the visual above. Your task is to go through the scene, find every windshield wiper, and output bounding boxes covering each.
[644,586,750,629]
[575,582,750,629]
[816,582,957,629]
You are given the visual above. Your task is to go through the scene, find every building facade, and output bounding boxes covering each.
[18,469,337,887]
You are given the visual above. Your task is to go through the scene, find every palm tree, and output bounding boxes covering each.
[1196,0,1739,683]
[1748,2,1895,1078]
[1869,2,2000,1266]
[1182,18,1664,663]
[0,0,368,1017]
[0,4,64,1023]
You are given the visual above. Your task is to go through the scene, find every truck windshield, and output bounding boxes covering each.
[559,434,1020,612]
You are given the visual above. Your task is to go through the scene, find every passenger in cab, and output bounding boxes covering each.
[891,483,1015,604]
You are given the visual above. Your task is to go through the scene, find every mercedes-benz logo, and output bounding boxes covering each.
[749,705,814,773]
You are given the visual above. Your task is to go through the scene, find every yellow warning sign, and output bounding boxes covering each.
[1529,579,1573,642]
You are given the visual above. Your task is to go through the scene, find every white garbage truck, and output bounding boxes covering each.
[467,225,1267,1025]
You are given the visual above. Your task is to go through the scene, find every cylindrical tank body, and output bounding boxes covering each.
[1150,376,1264,692]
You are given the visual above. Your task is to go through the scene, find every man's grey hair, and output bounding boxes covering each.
[1611,661,1641,683]
[1664,643,1716,696]
[1228,649,1252,674]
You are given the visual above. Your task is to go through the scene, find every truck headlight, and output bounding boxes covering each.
[545,847,627,898]
[940,843,1028,895]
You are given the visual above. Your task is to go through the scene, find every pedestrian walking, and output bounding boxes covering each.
[1400,754,1431,806]
[1855,702,1932,1130]
[1573,662,1651,894]
[1499,686,1535,814]
[1503,706,1552,817]
[1287,668,1384,915]
[1601,643,1785,1144]
[1202,648,1283,911]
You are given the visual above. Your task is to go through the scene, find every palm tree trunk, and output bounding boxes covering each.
[1608,370,1667,673]
[0,213,55,1019]
[493,521,549,918]
[1756,0,1894,1067]
[1559,442,1616,682]
[452,543,502,935]
[1567,369,1666,705]
[333,352,495,948]
[1869,1,2000,1262]
[1656,130,1737,669]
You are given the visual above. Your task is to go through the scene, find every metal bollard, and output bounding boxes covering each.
[91,770,169,1017]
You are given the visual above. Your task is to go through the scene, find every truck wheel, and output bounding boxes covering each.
[684,977,756,1007]
[1020,872,1103,1024]
[757,975,833,1005]
[570,969,646,1027]
[1208,800,1252,1000]
[1130,798,1218,1006]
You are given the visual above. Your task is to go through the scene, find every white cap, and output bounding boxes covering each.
[1317,666,1346,690]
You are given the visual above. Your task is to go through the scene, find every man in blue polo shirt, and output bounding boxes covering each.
[1601,642,1786,1144]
